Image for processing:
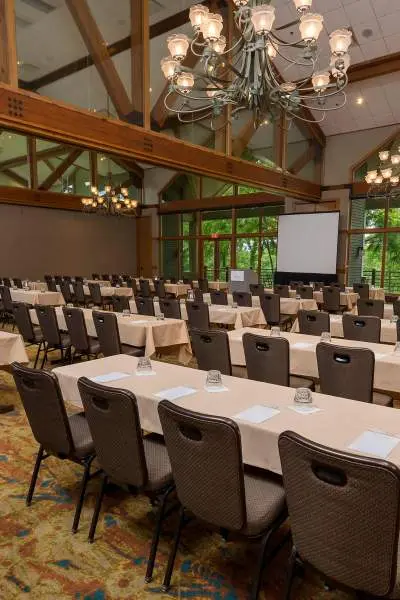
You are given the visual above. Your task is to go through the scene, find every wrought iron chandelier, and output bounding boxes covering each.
[160,0,352,129]
[365,148,400,199]
[81,180,138,216]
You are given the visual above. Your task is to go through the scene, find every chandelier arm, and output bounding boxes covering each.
[296,81,348,101]
[283,107,327,124]
[272,44,317,70]
[268,31,307,49]
[178,110,214,124]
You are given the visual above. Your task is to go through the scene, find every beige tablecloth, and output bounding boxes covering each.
[291,314,397,345]
[312,290,358,310]
[228,328,400,393]
[193,280,229,291]
[165,283,191,297]
[27,281,48,292]
[202,293,317,315]
[86,280,111,287]
[83,285,132,297]
[11,289,65,306]
[345,287,385,301]
[0,331,29,365]
[384,304,394,320]
[53,354,400,475]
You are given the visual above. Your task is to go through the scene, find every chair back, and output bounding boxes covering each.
[183,277,193,286]
[313,281,325,291]
[197,278,209,292]
[13,278,23,289]
[210,290,228,305]
[62,307,90,353]
[159,298,181,320]
[186,301,210,330]
[249,283,264,296]
[63,276,72,283]
[330,282,344,291]
[0,284,13,311]
[259,293,280,326]
[296,285,313,299]
[47,278,57,292]
[101,274,110,281]
[232,291,252,307]
[78,378,148,488]
[289,280,303,289]
[190,329,232,375]
[243,333,289,386]
[343,313,381,343]
[111,295,130,313]
[88,282,102,306]
[153,279,166,298]
[136,296,155,317]
[44,274,52,283]
[322,286,341,311]
[60,280,73,304]
[35,305,61,347]
[92,273,99,280]
[397,320,400,342]
[278,430,400,598]
[12,302,36,342]
[274,284,290,298]
[158,400,246,531]
[353,282,370,299]
[357,299,384,319]
[12,362,74,456]
[316,342,374,403]
[72,280,85,304]
[393,299,400,318]
[193,288,204,303]
[75,276,83,283]
[298,310,330,336]
[92,311,121,356]
[3,277,11,287]
[139,279,151,298]
[54,275,62,285]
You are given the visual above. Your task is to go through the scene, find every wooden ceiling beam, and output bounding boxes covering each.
[131,0,150,128]
[287,142,317,176]
[347,51,400,84]
[0,185,83,210]
[0,0,18,87]
[39,148,83,190]
[2,169,28,187]
[0,144,69,170]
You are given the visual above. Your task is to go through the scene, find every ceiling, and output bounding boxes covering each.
[12,0,400,136]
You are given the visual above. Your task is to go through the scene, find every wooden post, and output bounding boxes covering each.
[0,0,17,87]
[131,0,150,129]
[27,136,38,189]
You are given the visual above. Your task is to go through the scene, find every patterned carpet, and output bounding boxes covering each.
[0,336,354,599]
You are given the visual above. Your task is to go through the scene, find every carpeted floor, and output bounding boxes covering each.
[0,334,354,599]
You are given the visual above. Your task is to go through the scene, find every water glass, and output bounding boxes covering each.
[394,342,400,354]
[320,331,331,343]
[122,309,131,318]
[295,294,301,300]
[232,302,238,309]
[156,313,165,321]
[205,369,223,390]
[67,303,74,308]
[294,387,313,404]
[136,357,153,375]
[270,326,281,337]
[391,315,399,324]
[187,289,194,301]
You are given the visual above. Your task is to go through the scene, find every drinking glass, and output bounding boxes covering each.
[205,369,223,390]
[232,302,238,309]
[294,387,313,404]
[320,331,331,343]
[270,326,281,337]
[391,315,399,324]
[156,313,165,321]
[295,294,301,300]
[122,309,131,318]
[394,342,400,354]
[136,357,153,375]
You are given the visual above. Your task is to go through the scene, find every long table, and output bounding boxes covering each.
[10,288,65,306]
[228,328,400,393]
[291,314,398,345]
[203,293,318,315]
[0,331,29,366]
[53,354,400,475]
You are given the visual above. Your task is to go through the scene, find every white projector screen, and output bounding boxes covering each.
[277,212,340,274]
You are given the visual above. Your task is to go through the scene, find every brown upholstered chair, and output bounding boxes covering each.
[197,278,209,292]
[342,313,381,343]
[190,329,232,375]
[136,296,155,317]
[73,280,89,307]
[393,299,400,319]
[193,287,204,303]
[35,305,72,368]
[92,273,100,280]
[0,284,15,328]
[322,286,344,314]
[3,277,11,287]
[232,291,252,307]
[47,278,58,292]
[259,293,291,329]
[60,280,75,305]
[13,277,23,289]
[12,362,97,532]
[274,284,290,298]
[279,430,400,600]
[353,282,370,299]
[210,289,228,305]
[111,295,131,313]
[139,279,152,298]
[92,311,144,357]
[316,342,392,406]
[158,400,287,598]
[357,298,384,318]
[153,279,166,298]
[243,333,314,390]
[77,378,174,582]
[88,282,110,310]
[101,274,110,281]
[249,283,264,296]
[186,301,210,331]
[298,310,330,336]
[12,302,45,368]
[159,298,181,320]
[296,286,313,299]
[62,307,100,361]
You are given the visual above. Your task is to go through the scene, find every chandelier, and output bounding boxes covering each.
[160,0,352,129]
[81,180,138,216]
[365,148,400,199]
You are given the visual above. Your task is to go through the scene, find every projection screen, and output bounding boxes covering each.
[277,212,340,274]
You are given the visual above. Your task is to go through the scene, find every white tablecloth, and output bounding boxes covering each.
[345,287,385,301]
[291,314,397,345]
[27,281,48,292]
[0,331,29,365]
[11,289,65,306]
[83,285,132,297]
[193,280,230,291]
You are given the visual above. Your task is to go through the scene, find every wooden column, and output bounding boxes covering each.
[89,151,98,190]
[27,136,38,189]
[0,0,17,87]
[131,0,150,129]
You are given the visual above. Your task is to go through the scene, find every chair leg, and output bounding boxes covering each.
[88,474,108,543]
[161,505,185,592]
[283,545,298,600]
[40,344,48,369]
[251,528,274,600]
[145,486,174,583]
[33,342,41,369]
[72,455,95,534]
[26,445,44,506]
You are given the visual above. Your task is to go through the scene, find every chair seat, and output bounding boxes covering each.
[373,392,393,407]
[121,344,145,357]
[88,338,101,356]
[60,333,72,349]
[243,471,286,536]
[68,413,95,458]
[143,435,173,491]
[289,375,315,391]
[32,326,44,343]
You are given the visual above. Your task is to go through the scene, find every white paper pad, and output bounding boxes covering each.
[287,405,321,415]
[129,320,149,324]
[135,371,157,377]
[154,386,197,401]
[90,372,131,383]
[234,405,280,424]
[291,342,314,349]
[348,431,400,459]
[204,385,229,393]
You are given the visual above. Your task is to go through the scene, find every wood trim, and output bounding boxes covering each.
[26,136,37,189]
[0,185,84,210]
[0,143,68,170]
[0,86,321,200]
[89,150,97,191]
[2,168,27,186]
[131,0,150,129]
[0,0,17,87]
[288,142,316,175]
[347,51,400,84]
[39,148,83,190]
[350,127,400,182]
[159,192,287,213]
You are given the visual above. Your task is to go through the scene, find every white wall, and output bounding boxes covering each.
[143,166,176,205]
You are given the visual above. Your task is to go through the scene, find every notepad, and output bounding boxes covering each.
[234,405,280,424]
[204,385,229,393]
[288,405,321,415]
[154,386,197,401]
[135,371,157,377]
[348,430,400,459]
[292,342,314,349]
[90,372,131,383]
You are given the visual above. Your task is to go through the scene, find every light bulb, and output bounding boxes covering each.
[368,170,377,181]
[176,72,195,93]
[266,40,277,59]
[116,202,121,210]
[131,200,138,208]
[375,175,383,184]
[121,187,128,196]
[105,184,112,194]
[312,71,330,92]
[391,155,400,165]
[160,56,178,80]
[97,196,104,204]
[379,150,390,162]
[112,196,118,204]
[391,176,399,185]
[382,167,393,179]
[293,0,312,12]
[329,28,352,56]
[167,33,189,61]
[81,198,86,205]
[232,0,249,5]
[299,13,323,42]
[213,35,226,54]
[189,4,209,29]
[330,53,350,77]
[200,12,223,41]
[90,185,98,194]
[251,5,275,35]
[92,201,97,208]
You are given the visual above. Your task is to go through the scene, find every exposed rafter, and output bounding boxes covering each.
[0,144,69,171]
[2,169,28,187]
[131,0,150,128]
[0,0,18,87]
[39,148,83,190]
[27,136,37,189]
[288,142,317,176]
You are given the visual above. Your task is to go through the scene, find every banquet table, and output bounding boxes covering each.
[83,285,132,297]
[384,304,395,320]
[86,280,111,287]
[266,288,357,310]
[0,331,29,366]
[11,288,65,306]
[27,281,48,292]
[198,293,318,315]
[193,280,230,291]
[30,307,191,364]
[345,286,385,301]
[291,314,398,345]
[53,354,400,475]
[228,328,400,393]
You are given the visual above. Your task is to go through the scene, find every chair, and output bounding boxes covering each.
[353,282,370,299]
[92,311,144,357]
[313,281,325,291]
[11,362,97,533]
[62,307,100,361]
[136,296,155,317]
[77,378,174,582]
[190,329,232,375]
[75,276,84,283]
[296,285,313,299]
[0,284,15,328]
[322,286,344,314]
[72,280,89,307]
[88,282,110,310]
[342,313,381,343]
[316,342,392,406]
[289,281,303,289]
[243,333,314,390]
[92,273,100,280]
[197,278,209,292]
[210,290,228,305]
[54,275,62,285]
[101,274,110,281]
[273,284,290,298]
[393,299,400,318]
[193,287,204,303]
[60,280,75,305]
[182,277,192,285]
[111,295,130,313]
[298,310,330,336]
[12,302,45,368]
[158,400,287,598]
[3,277,11,287]
[47,278,57,292]
[330,282,344,291]
[13,277,23,289]
[159,298,181,320]
[279,430,400,600]
[259,293,291,329]
[35,305,72,367]
[129,278,139,297]
[397,319,400,342]
[250,283,264,296]
[232,291,252,307]
[185,301,210,331]
[357,298,384,318]
[139,279,152,298]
